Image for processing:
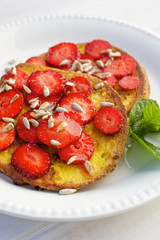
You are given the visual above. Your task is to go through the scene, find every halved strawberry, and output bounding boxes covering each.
[0,121,16,150]
[47,42,78,68]
[64,77,92,96]
[58,132,94,164]
[118,76,140,90]
[85,39,111,60]
[26,56,48,67]
[103,54,136,78]
[38,112,82,149]
[94,106,124,134]
[3,69,29,90]
[11,144,51,179]
[28,70,66,96]
[59,93,96,124]
[0,89,24,120]
[94,73,117,88]
[16,111,41,143]
[26,92,62,109]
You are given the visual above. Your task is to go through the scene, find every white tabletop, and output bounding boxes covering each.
[0,0,160,239]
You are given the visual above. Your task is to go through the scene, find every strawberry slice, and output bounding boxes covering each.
[104,76,117,88]
[16,111,41,143]
[47,42,78,68]
[28,70,66,96]
[3,69,29,90]
[103,54,136,78]
[11,144,51,179]
[58,132,94,164]
[64,77,92,96]
[38,112,82,148]
[26,92,62,109]
[94,106,124,134]
[0,89,24,120]
[118,76,140,90]
[26,56,48,67]
[79,53,94,61]
[85,39,111,60]
[0,121,16,150]
[59,93,96,124]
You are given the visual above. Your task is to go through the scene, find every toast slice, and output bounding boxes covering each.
[0,64,128,190]
[40,41,150,112]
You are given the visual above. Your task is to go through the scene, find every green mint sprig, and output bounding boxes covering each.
[129,98,160,160]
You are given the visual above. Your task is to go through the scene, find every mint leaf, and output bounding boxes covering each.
[130,132,160,160]
[129,98,159,129]
[129,99,160,134]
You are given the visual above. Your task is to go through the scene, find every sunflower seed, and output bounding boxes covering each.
[88,68,102,75]
[70,60,82,72]
[48,116,54,128]
[59,59,69,66]
[42,113,52,120]
[23,84,32,94]
[56,107,68,113]
[101,49,112,54]
[50,139,61,146]
[9,59,18,65]
[66,82,75,87]
[39,102,50,110]
[8,78,15,85]
[23,117,30,129]
[30,112,37,118]
[82,64,92,73]
[84,160,94,175]
[72,102,83,112]
[94,82,104,90]
[67,156,77,165]
[96,60,104,68]
[96,72,112,79]
[5,84,12,91]
[109,51,121,59]
[30,100,39,108]
[43,86,49,97]
[100,102,114,107]
[10,66,17,75]
[10,94,19,103]
[2,117,15,123]
[2,123,14,133]
[29,119,39,127]
[56,122,68,132]
[28,97,39,104]
[104,59,112,67]
[59,189,77,195]
[79,59,92,64]
[0,83,6,93]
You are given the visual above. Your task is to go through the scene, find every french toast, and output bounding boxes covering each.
[39,40,150,112]
[0,63,128,191]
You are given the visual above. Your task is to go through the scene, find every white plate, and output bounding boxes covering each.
[0,15,160,221]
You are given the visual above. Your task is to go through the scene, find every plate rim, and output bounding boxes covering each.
[0,14,160,221]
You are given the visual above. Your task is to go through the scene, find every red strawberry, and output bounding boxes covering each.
[58,132,94,164]
[59,93,96,124]
[16,111,41,143]
[79,53,94,61]
[0,121,16,150]
[38,112,82,148]
[64,77,92,96]
[3,69,29,90]
[118,76,140,90]
[103,54,136,78]
[0,89,24,120]
[94,106,124,134]
[94,73,117,88]
[28,70,66,96]
[25,92,62,109]
[11,144,51,179]
[26,56,48,67]
[47,42,78,68]
[85,39,111,60]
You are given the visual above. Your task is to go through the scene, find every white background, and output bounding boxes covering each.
[0,0,160,239]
